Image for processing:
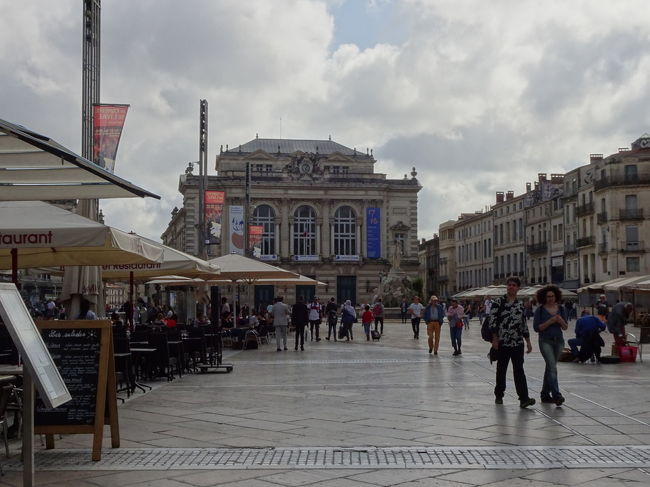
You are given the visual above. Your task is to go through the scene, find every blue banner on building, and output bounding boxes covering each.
[366,207,381,259]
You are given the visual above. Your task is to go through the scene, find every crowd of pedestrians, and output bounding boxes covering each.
[184,279,631,410]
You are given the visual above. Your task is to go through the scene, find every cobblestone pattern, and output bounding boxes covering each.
[4,446,650,471]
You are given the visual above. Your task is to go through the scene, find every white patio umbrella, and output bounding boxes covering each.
[0,201,162,282]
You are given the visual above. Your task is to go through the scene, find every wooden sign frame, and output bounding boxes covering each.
[34,320,120,461]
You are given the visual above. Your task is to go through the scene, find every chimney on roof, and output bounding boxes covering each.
[328,135,331,141]
[534,181,539,190]
[496,191,505,203]
[506,191,514,201]
[551,173,563,184]
[256,133,258,139]
[590,154,603,162]
[526,182,531,192]
[538,173,547,182]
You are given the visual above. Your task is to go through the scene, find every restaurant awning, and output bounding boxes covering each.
[0,118,160,200]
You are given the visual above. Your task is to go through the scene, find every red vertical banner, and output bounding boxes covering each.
[205,191,225,244]
[92,104,129,172]
[249,225,263,258]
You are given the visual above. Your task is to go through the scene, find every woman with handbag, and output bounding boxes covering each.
[446,298,465,356]
[533,285,568,406]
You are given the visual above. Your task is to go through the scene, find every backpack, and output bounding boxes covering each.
[243,330,259,350]
[481,298,505,342]
[373,303,382,316]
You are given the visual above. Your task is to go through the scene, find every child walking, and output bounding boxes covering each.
[362,304,374,341]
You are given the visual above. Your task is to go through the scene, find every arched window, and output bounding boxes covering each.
[293,206,316,255]
[251,204,275,256]
[333,206,356,255]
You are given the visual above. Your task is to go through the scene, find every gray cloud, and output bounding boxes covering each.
[2,0,650,243]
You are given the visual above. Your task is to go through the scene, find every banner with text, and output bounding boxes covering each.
[92,104,129,172]
[228,205,245,255]
[366,207,381,258]
[249,225,263,258]
[205,191,225,244]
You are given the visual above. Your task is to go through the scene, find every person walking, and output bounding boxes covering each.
[533,285,568,406]
[308,296,323,342]
[400,298,409,324]
[292,295,309,351]
[372,298,385,335]
[341,300,356,341]
[489,276,536,408]
[483,296,493,326]
[271,296,289,351]
[362,304,373,340]
[424,295,444,355]
[446,298,465,356]
[325,297,338,341]
[408,296,424,339]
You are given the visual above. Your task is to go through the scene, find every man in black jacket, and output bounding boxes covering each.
[292,295,310,351]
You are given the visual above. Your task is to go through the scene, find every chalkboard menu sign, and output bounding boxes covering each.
[35,328,100,425]
[35,320,120,461]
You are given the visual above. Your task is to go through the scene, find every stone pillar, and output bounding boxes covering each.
[281,200,290,257]
[321,201,331,257]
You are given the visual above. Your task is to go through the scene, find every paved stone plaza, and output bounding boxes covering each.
[2,318,650,486]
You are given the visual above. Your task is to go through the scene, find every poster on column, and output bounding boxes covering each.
[229,205,245,255]
[92,104,129,172]
[366,207,381,259]
[249,225,263,258]
[205,191,225,244]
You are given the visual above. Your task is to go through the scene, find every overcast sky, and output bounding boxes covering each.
[2,0,650,242]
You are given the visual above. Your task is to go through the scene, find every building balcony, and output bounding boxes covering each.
[594,174,650,191]
[565,242,577,254]
[576,236,595,248]
[619,208,644,220]
[527,242,548,254]
[621,241,645,253]
[576,202,595,217]
[596,212,608,224]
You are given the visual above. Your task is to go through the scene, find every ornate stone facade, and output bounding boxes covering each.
[162,137,421,308]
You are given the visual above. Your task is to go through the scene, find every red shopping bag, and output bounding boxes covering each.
[617,345,638,363]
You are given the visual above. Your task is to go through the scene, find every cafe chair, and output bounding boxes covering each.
[148,333,175,381]
[0,385,14,457]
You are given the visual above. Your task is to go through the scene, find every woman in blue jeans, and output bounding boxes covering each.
[533,285,569,406]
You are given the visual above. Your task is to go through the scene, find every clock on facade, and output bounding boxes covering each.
[299,161,312,174]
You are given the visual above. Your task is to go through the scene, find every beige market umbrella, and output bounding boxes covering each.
[145,276,207,286]
[207,254,298,313]
[207,254,297,281]
[0,201,163,282]
[101,237,220,325]
[101,237,220,280]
